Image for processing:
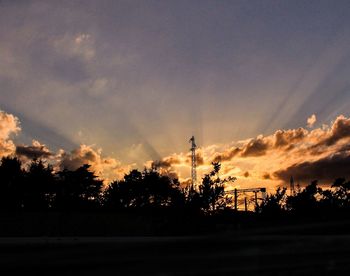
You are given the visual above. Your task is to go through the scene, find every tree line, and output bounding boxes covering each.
[258,178,350,218]
[1,155,350,219]
[0,156,229,213]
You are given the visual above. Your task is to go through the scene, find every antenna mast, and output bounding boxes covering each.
[189,136,197,190]
[290,176,295,196]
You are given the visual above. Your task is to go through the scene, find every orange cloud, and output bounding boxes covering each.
[307,114,317,128]
[241,136,269,157]
[273,128,308,148]
[0,110,20,157]
[316,115,350,147]
[16,140,52,160]
[262,172,271,180]
[185,150,204,166]
[211,147,241,163]
[153,154,182,169]
[3,108,350,190]
[0,109,132,185]
[154,115,350,189]
[274,152,350,184]
[58,144,132,184]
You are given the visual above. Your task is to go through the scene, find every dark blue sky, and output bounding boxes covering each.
[1,0,350,166]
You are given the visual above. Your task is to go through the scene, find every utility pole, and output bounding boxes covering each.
[234,188,238,211]
[227,187,266,211]
[189,136,197,191]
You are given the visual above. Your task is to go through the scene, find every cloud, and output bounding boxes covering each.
[53,33,95,61]
[274,152,350,184]
[211,147,241,163]
[0,110,20,140]
[4,107,350,189]
[208,127,308,162]
[185,150,204,166]
[307,114,317,128]
[151,114,350,188]
[241,136,269,157]
[75,34,90,45]
[0,109,133,184]
[317,115,350,147]
[0,110,20,157]
[209,115,350,162]
[262,172,271,180]
[88,78,109,97]
[0,140,17,159]
[151,154,185,180]
[13,137,132,185]
[16,140,52,160]
[153,154,182,169]
[58,144,131,184]
[152,149,206,171]
[149,150,209,183]
[273,128,308,148]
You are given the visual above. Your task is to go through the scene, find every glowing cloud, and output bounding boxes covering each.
[307,114,317,128]
[0,110,132,185]
[0,110,20,157]
[3,108,350,189]
[274,152,350,183]
[154,115,350,188]
[58,144,132,184]
[16,140,52,160]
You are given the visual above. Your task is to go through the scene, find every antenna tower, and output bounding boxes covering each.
[189,136,197,190]
[290,176,295,196]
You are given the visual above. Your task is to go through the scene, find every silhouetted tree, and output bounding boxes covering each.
[22,159,56,210]
[103,168,185,209]
[197,162,235,213]
[286,180,319,214]
[318,188,336,211]
[331,178,350,208]
[55,164,103,210]
[143,168,183,207]
[257,187,287,216]
[103,169,143,209]
[0,156,24,209]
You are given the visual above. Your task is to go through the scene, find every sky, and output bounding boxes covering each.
[1,0,350,189]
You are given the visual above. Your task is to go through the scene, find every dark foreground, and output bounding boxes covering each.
[1,233,350,275]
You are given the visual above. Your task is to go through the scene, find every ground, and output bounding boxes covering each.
[1,233,350,275]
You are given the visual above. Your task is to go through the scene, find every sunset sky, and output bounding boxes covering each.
[1,0,350,189]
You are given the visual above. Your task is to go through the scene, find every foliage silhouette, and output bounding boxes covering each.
[56,164,103,210]
[331,178,350,208]
[103,168,185,210]
[0,157,24,209]
[197,162,236,213]
[286,180,319,215]
[22,159,55,210]
[2,153,350,236]
[257,187,287,216]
